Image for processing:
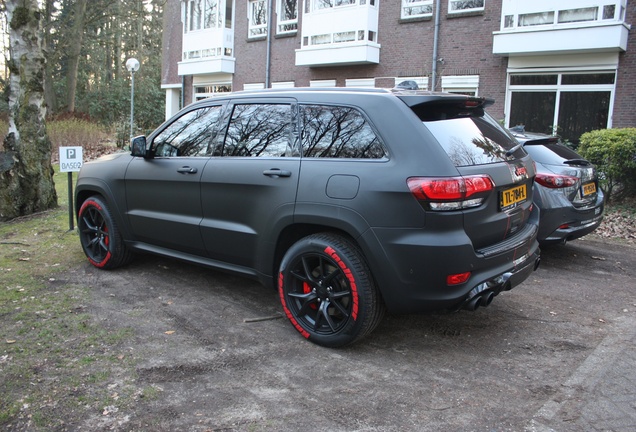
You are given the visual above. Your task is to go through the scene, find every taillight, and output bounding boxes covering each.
[535,173,578,188]
[407,175,494,211]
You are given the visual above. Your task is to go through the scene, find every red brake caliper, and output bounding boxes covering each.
[303,282,317,310]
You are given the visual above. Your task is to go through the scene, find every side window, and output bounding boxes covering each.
[153,105,222,157]
[222,104,292,157]
[300,104,387,159]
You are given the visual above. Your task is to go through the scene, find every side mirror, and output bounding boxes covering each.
[131,136,149,158]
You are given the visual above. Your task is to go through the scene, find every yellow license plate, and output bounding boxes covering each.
[582,182,596,196]
[500,184,527,210]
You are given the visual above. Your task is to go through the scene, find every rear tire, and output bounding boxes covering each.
[78,196,133,269]
[278,233,384,347]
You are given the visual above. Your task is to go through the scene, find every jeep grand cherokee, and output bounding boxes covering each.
[76,88,540,347]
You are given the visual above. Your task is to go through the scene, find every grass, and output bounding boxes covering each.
[0,168,139,430]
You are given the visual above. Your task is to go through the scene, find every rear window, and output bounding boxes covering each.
[523,142,584,165]
[419,111,523,167]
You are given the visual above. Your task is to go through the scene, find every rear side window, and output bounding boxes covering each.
[153,105,223,157]
[300,104,387,159]
[221,103,292,157]
[422,112,523,167]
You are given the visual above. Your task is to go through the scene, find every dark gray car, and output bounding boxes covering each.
[76,88,540,347]
[510,127,605,245]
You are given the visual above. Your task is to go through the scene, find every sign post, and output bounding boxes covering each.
[59,146,83,231]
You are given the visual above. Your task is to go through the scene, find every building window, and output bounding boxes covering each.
[185,0,224,32]
[278,0,298,34]
[558,7,598,24]
[448,0,484,14]
[310,79,337,87]
[401,0,433,19]
[307,0,366,12]
[271,81,295,88]
[345,78,375,88]
[243,83,265,91]
[249,0,268,38]
[194,84,232,101]
[507,72,616,145]
[441,75,479,96]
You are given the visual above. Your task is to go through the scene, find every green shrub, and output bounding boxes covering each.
[578,128,636,201]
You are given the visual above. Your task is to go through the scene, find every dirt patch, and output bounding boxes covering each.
[3,236,636,431]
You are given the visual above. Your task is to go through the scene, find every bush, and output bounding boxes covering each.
[578,128,636,201]
[47,118,114,162]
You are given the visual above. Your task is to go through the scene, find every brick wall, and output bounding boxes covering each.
[613,2,636,128]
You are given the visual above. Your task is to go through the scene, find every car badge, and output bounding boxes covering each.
[510,164,529,183]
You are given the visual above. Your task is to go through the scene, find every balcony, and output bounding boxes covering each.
[178,28,235,75]
[493,0,630,56]
[296,1,380,67]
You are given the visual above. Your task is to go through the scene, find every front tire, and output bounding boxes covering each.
[78,196,132,269]
[278,233,384,347]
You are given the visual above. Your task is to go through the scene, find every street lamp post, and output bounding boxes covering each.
[125,58,140,141]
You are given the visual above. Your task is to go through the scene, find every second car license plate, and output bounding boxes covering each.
[500,184,527,211]
[582,182,596,196]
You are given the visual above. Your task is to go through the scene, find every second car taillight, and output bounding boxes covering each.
[407,175,494,211]
[535,173,578,188]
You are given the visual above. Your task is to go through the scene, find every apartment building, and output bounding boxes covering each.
[161,0,635,144]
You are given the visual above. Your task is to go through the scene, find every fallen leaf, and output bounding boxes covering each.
[164,330,175,335]
[6,340,16,344]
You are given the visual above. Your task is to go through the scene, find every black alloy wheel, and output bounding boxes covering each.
[78,196,132,269]
[278,233,384,347]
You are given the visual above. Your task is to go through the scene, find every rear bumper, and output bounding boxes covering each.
[361,212,540,314]
[537,188,605,245]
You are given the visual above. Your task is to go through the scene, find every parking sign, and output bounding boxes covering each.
[59,146,83,172]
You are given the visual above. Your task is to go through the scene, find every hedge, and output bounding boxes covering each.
[578,128,636,201]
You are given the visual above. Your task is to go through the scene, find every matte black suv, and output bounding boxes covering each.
[76,88,540,347]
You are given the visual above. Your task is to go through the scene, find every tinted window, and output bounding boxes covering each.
[222,104,291,157]
[300,105,386,159]
[153,106,223,157]
[424,114,523,167]
[524,142,585,164]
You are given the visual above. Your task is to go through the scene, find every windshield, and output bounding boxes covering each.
[423,113,524,167]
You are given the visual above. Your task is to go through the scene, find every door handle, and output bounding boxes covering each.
[177,166,198,174]
[263,168,292,178]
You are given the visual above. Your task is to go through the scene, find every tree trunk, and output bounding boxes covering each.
[43,0,58,113]
[65,0,88,113]
[0,0,58,221]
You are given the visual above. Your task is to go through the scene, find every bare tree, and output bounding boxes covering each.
[0,0,57,221]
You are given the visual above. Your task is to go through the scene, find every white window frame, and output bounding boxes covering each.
[505,69,616,132]
[277,0,298,34]
[441,75,479,96]
[448,0,484,15]
[243,82,266,91]
[310,79,337,87]
[271,81,296,89]
[401,0,433,20]
[248,0,268,38]
[345,78,375,88]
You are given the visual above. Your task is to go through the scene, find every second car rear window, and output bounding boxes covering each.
[423,114,524,167]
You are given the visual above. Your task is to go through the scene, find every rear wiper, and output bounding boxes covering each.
[505,143,523,157]
[563,159,590,166]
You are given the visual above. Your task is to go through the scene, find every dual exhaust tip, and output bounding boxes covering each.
[462,257,540,311]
